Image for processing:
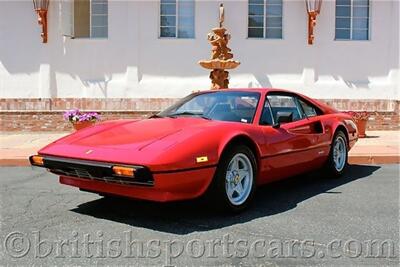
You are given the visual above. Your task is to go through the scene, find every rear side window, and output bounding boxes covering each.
[298,98,318,117]
[267,95,302,122]
[297,98,323,117]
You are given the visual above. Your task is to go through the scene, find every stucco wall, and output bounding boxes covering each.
[0,0,399,100]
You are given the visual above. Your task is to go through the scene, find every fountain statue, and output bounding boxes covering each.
[198,4,240,89]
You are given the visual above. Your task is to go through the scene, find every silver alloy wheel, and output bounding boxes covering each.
[225,153,253,206]
[333,136,346,172]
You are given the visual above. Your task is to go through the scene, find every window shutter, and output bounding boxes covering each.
[60,0,74,38]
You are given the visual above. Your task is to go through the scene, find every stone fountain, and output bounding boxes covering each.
[198,4,240,89]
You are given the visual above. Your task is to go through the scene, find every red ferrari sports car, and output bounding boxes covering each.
[30,88,358,211]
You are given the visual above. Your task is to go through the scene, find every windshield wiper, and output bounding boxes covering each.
[168,111,211,120]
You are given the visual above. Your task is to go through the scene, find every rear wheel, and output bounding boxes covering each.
[324,131,348,178]
[206,145,257,212]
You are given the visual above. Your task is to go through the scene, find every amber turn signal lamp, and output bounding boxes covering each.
[31,155,44,166]
[112,166,135,177]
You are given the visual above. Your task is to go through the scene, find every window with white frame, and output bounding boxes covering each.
[61,0,108,38]
[90,0,108,38]
[248,0,283,39]
[335,0,369,40]
[160,0,195,38]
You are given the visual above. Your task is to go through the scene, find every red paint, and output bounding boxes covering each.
[60,166,216,202]
[35,88,358,202]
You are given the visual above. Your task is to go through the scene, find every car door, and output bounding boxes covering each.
[259,93,328,183]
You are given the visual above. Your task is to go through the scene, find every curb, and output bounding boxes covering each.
[348,155,400,165]
[0,159,31,167]
[1,156,399,167]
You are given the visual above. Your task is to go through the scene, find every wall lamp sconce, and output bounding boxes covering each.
[33,0,49,43]
[305,0,322,45]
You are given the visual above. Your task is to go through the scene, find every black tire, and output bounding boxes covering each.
[205,145,257,213]
[324,131,348,178]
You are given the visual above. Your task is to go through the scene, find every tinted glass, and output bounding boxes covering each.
[267,95,302,122]
[298,99,318,117]
[159,92,260,123]
[260,99,274,125]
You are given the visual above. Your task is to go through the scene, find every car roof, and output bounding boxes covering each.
[196,88,296,95]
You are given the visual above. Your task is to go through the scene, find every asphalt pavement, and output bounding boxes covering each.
[0,165,399,266]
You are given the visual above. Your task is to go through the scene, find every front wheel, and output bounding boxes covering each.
[324,131,348,178]
[206,145,257,212]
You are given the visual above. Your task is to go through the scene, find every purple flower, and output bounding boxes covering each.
[63,109,100,122]
[63,109,80,121]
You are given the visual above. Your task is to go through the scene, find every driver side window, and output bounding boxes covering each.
[260,99,274,125]
[267,95,302,123]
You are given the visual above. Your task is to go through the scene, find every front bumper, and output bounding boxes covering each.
[30,155,216,202]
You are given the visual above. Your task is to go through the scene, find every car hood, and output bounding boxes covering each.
[38,118,219,168]
[60,118,203,148]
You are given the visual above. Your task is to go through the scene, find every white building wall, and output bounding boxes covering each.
[0,0,399,100]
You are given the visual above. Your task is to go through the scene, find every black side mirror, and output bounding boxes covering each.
[272,122,280,128]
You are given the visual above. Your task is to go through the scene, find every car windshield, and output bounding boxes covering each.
[158,91,261,123]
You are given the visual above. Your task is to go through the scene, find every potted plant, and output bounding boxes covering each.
[345,111,370,138]
[63,109,100,131]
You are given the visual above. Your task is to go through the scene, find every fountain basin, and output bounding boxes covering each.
[198,59,240,70]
